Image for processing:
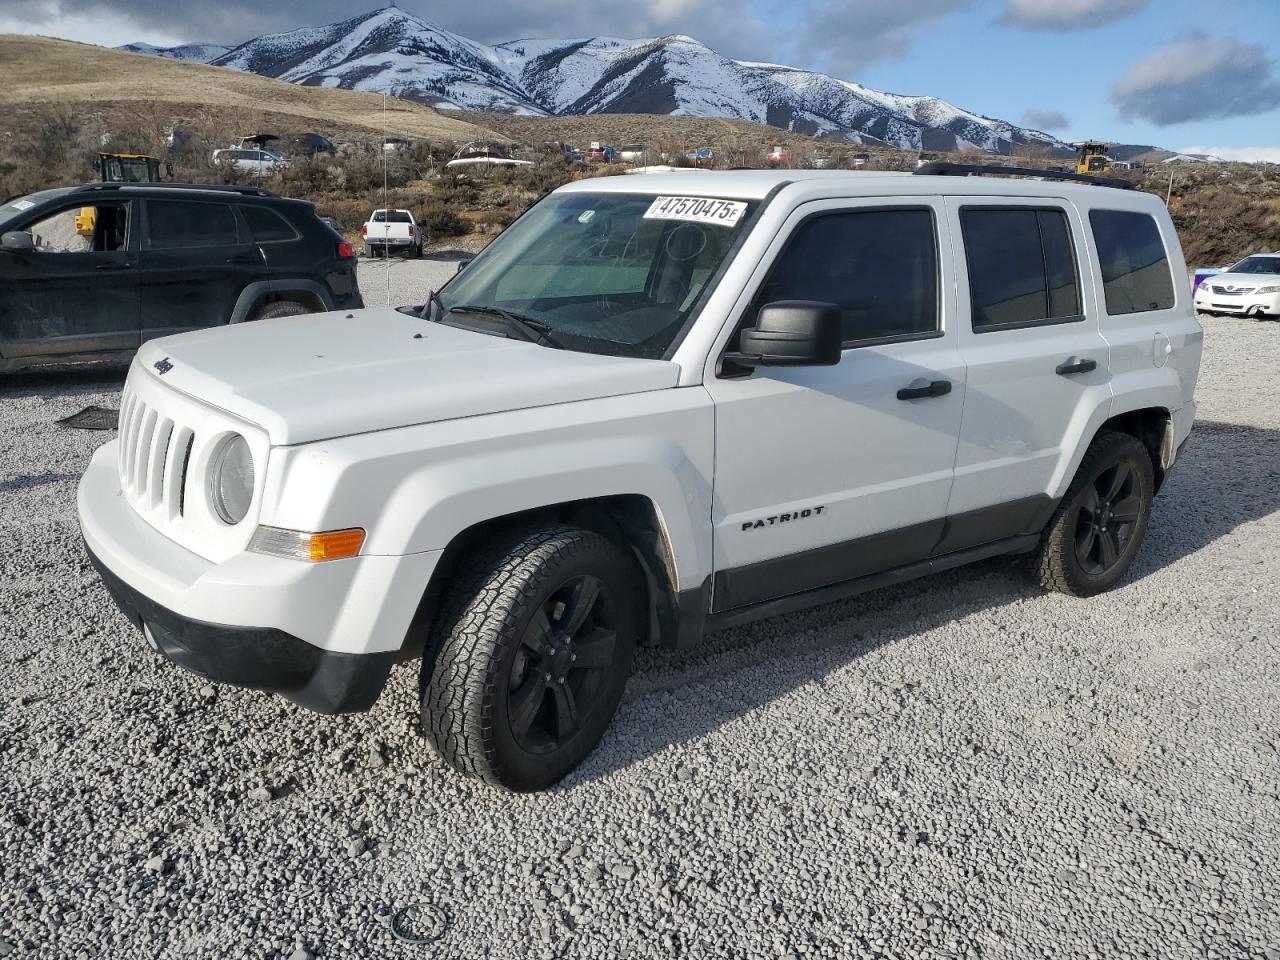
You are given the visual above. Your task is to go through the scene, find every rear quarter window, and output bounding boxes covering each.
[240,205,297,243]
[1089,209,1176,315]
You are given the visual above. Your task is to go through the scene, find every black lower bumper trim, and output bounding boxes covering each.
[86,544,394,714]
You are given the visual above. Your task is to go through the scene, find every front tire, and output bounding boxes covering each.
[1031,431,1155,597]
[421,525,640,791]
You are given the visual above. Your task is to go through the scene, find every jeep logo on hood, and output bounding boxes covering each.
[153,357,174,376]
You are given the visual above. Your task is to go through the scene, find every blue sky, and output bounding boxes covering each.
[786,0,1279,158]
[2,0,1277,159]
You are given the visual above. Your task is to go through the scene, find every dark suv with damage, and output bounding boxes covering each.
[0,182,361,372]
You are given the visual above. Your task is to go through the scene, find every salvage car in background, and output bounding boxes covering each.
[212,148,289,177]
[445,142,532,172]
[0,183,360,372]
[1192,253,1280,319]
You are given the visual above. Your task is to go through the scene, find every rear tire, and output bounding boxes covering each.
[421,525,640,791]
[1031,431,1154,597]
[246,300,310,322]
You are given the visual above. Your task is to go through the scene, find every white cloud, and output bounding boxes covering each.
[1177,146,1280,164]
[1022,108,1069,130]
[1111,35,1280,126]
[0,7,185,47]
[999,0,1148,30]
[798,0,974,75]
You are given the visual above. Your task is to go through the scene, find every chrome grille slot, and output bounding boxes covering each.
[132,408,157,497]
[146,417,174,510]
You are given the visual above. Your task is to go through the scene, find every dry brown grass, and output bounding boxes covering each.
[0,35,497,142]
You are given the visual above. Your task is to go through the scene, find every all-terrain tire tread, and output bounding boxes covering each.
[421,525,621,788]
[1032,430,1153,596]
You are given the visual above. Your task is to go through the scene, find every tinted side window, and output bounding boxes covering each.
[755,208,938,344]
[240,205,297,243]
[148,200,239,250]
[1089,209,1176,314]
[962,208,1081,329]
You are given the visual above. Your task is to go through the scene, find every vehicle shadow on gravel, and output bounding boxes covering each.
[573,418,1280,784]
[1,363,129,399]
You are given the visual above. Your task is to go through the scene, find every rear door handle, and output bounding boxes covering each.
[897,379,952,400]
[95,261,132,271]
[225,254,261,265]
[1056,357,1098,376]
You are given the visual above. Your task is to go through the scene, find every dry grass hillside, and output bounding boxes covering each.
[0,35,495,142]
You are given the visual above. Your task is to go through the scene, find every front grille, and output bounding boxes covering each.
[1210,285,1250,296]
[117,388,195,521]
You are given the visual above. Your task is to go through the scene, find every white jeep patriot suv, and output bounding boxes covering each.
[79,165,1202,791]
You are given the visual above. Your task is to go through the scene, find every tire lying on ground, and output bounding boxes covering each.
[421,524,641,792]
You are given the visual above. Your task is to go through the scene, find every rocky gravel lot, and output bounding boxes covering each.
[1,309,1279,960]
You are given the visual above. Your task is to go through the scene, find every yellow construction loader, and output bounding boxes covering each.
[76,153,171,235]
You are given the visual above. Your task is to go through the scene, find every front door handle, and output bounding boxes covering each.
[225,254,261,265]
[95,261,132,271]
[897,379,952,400]
[1056,357,1098,376]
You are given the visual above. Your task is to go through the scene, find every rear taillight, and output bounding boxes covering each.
[337,241,356,259]
[360,224,368,236]
[409,225,417,238]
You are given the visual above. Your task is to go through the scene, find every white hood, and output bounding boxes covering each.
[135,309,680,445]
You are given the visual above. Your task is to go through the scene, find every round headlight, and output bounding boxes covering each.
[209,434,254,525]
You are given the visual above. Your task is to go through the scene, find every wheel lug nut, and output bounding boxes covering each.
[570,654,576,662]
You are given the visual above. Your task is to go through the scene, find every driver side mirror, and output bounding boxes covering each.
[456,258,473,275]
[726,301,843,368]
[1,231,34,252]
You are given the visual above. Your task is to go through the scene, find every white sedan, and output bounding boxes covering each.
[1194,254,1280,319]
[212,148,289,177]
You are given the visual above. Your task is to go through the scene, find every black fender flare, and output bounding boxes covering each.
[230,279,334,324]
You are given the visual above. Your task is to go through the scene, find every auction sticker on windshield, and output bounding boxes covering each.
[644,196,747,227]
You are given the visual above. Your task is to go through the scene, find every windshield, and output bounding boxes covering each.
[434,192,756,359]
[1228,256,1280,275]
[0,189,71,234]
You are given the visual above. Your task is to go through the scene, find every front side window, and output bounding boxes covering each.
[24,203,129,254]
[434,192,757,359]
[147,200,239,250]
[753,208,939,344]
[1089,209,1176,315]
[962,207,1081,330]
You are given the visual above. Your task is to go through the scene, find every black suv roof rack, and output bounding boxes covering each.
[71,182,277,198]
[913,161,1133,190]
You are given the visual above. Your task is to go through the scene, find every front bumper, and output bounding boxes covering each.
[77,441,440,713]
[1193,290,1280,317]
[87,545,394,713]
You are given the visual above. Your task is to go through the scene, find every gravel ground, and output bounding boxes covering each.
[1,312,1279,960]
[357,254,465,310]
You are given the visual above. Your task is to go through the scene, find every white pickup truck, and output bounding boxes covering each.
[79,166,1201,791]
[361,208,422,259]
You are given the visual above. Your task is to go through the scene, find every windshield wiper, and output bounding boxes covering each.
[447,304,563,349]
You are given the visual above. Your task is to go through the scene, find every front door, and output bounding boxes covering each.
[705,198,966,612]
[139,197,266,340]
[0,200,138,360]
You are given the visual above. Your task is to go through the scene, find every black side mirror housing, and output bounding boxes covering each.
[727,300,843,368]
[456,258,473,275]
[1,231,34,252]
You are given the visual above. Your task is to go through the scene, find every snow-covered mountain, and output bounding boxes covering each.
[126,7,1072,155]
[118,41,231,63]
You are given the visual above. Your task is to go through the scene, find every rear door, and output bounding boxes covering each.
[0,200,139,360]
[941,197,1111,553]
[139,197,267,340]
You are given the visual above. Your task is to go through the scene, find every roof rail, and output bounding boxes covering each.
[913,161,1133,190]
[71,182,277,197]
